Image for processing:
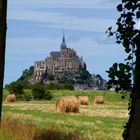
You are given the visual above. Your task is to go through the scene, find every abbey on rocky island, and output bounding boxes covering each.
[34,34,85,82]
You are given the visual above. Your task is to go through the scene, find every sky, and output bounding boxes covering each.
[4,0,131,84]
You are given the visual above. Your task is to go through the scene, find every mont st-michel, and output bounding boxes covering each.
[32,34,106,90]
[34,34,85,83]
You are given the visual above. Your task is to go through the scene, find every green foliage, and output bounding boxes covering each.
[106,0,140,92]
[45,82,60,90]
[117,4,123,12]
[6,81,24,95]
[78,68,91,81]
[106,63,132,91]
[43,90,53,100]
[5,80,31,91]
[57,71,75,84]
[106,0,140,139]
[5,81,33,101]
[22,92,32,101]
[16,95,24,101]
[32,83,52,100]
[61,83,74,90]
[74,66,91,84]
[18,66,34,81]
[45,82,74,90]
[44,65,92,85]
[15,66,34,89]
[32,83,45,100]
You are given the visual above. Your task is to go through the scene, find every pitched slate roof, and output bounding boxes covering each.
[50,51,61,58]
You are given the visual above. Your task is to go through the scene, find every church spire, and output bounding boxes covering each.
[62,30,65,43]
[61,30,67,49]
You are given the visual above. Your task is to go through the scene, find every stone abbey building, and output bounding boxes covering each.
[34,35,85,82]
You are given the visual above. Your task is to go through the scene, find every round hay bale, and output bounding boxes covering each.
[78,96,88,105]
[56,96,80,113]
[93,96,104,104]
[5,94,16,103]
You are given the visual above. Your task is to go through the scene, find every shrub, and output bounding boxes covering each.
[6,81,24,95]
[32,83,52,100]
[22,93,32,101]
[45,82,60,90]
[16,94,24,101]
[62,83,74,90]
[32,83,45,100]
[43,90,53,100]
[45,82,74,90]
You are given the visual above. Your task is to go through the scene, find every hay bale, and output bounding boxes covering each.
[78,96,88,105]
[93,96,104,104]
[56,96,80,113]
[5,94,16,103]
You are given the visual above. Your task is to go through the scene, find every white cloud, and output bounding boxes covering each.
[68,36,126,78]
[7,0,118,33]
[68,37,126,58]
[8,9,116,32]
[6,37,61,57]
[8,36,124,62]
[8,0,118,9]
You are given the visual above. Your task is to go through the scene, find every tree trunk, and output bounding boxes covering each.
[127,98,140,140]
[0,0,7,124]
[134,33,140,94]
[125,33,140,140]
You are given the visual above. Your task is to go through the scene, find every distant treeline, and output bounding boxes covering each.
[5,81,74,101]
[5,80,74,91]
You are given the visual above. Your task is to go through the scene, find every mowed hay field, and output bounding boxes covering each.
[2,90,129,140]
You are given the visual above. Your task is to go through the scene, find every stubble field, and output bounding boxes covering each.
[1,90,129,140]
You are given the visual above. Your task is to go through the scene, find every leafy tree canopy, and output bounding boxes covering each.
[106,0,140,139]
[106,0,140,92]
[18,66,34,81]
[6,81,24,95]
